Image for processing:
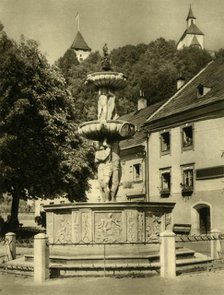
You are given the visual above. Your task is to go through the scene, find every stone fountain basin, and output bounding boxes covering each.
[86,72,127,89]
[44,202,175,245]
[78,120,136,141]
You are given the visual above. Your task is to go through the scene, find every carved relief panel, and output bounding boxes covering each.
[165,212,172,231]
[54,213,72,244]
[72,211,81,243]
[94,212,122,243]
[137,211,145,242]
[126,210,138,242]
[145,211,162,241]
[81,211,92,243]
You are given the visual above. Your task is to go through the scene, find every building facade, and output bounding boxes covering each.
[145,60,224,233]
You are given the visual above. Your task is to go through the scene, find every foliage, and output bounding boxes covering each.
[56,38,212,121]
[0,32,95,226]
[35,211,46,228]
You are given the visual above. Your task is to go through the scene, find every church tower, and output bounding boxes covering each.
[71,31,91,62]
[177,6,204,50]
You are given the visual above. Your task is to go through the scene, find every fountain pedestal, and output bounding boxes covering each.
[45,202,174,246]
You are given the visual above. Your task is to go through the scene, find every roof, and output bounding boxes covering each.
[178,22,204,45]
[190,35,201,47]
[145,60,224,125]
[119,101,164,150]
[186,6,196,20]
[71,31,91,51]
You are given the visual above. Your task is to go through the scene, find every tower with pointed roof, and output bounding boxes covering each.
[71,31,91,62]
[177,5,204,50]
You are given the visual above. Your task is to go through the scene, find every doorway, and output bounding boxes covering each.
[198,206,211,234]
[192,203,211,234]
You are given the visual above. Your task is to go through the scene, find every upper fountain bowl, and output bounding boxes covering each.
[86,72,127,89]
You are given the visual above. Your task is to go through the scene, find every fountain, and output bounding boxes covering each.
[78,43,135,202]
[44,45,175,251]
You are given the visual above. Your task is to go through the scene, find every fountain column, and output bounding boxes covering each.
[78,44,135,202]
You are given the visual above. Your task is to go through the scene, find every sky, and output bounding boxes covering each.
[0,0,224,64]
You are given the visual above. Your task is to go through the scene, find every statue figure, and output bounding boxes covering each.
[95,139,121,202]
[110,141,121,201]
[107,91,118,120]
[98,89,118,121]
[95,140,113,202]
[98,89,108,121]
[101,43,112,71]
[103,43,109,57]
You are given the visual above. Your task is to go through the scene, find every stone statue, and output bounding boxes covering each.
[98,89,118,121]
[98,89,108,121]
[95,141,112,202]
[95,139,121,202]
[110,141,121,201]
[103,43,109,57]
[101,43,112,71]
[107,91,118,120]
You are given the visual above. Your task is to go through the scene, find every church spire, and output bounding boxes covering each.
[186,5,196,20]
[186,5,196,27]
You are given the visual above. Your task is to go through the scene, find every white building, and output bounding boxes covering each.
[145,60,224,233]
[177,6,204,50]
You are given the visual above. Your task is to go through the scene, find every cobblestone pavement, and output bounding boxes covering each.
[0,270,224,295]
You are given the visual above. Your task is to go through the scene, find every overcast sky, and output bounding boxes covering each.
[0,0,224,63]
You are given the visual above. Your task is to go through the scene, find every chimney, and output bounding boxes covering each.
[177,72,185,90]
[137,90,147,111]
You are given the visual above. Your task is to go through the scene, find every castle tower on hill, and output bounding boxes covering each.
[177,5,204,50]
[71,31,91,62]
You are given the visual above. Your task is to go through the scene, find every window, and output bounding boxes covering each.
[160,131,170,154]
[182,125,193,150]
[197,84,211,98]
[160,169,171,197]
[133,163,143,181]
[181,166,194,196]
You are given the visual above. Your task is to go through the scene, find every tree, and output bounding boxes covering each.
[56,38,213,121]
[56,48,79,81]
[0,33,95,228]
[174,47,212,80]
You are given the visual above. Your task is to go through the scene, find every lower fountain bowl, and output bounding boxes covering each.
[78,120,136,141]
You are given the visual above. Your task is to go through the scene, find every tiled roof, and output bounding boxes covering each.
[186,6,196,20]
[178,23,204,44]
[119,101,164,150]
[186,23,204,35]
[71,31,91,51]
[146,60,224,124]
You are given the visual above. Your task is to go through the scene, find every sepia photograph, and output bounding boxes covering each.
[0,0,224,294]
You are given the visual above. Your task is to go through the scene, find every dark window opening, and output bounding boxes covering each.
[161,132,170,153]
[182,126,193,148]
[133,163,142,181]
[181,168,194,196]
[160,171,171,197]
